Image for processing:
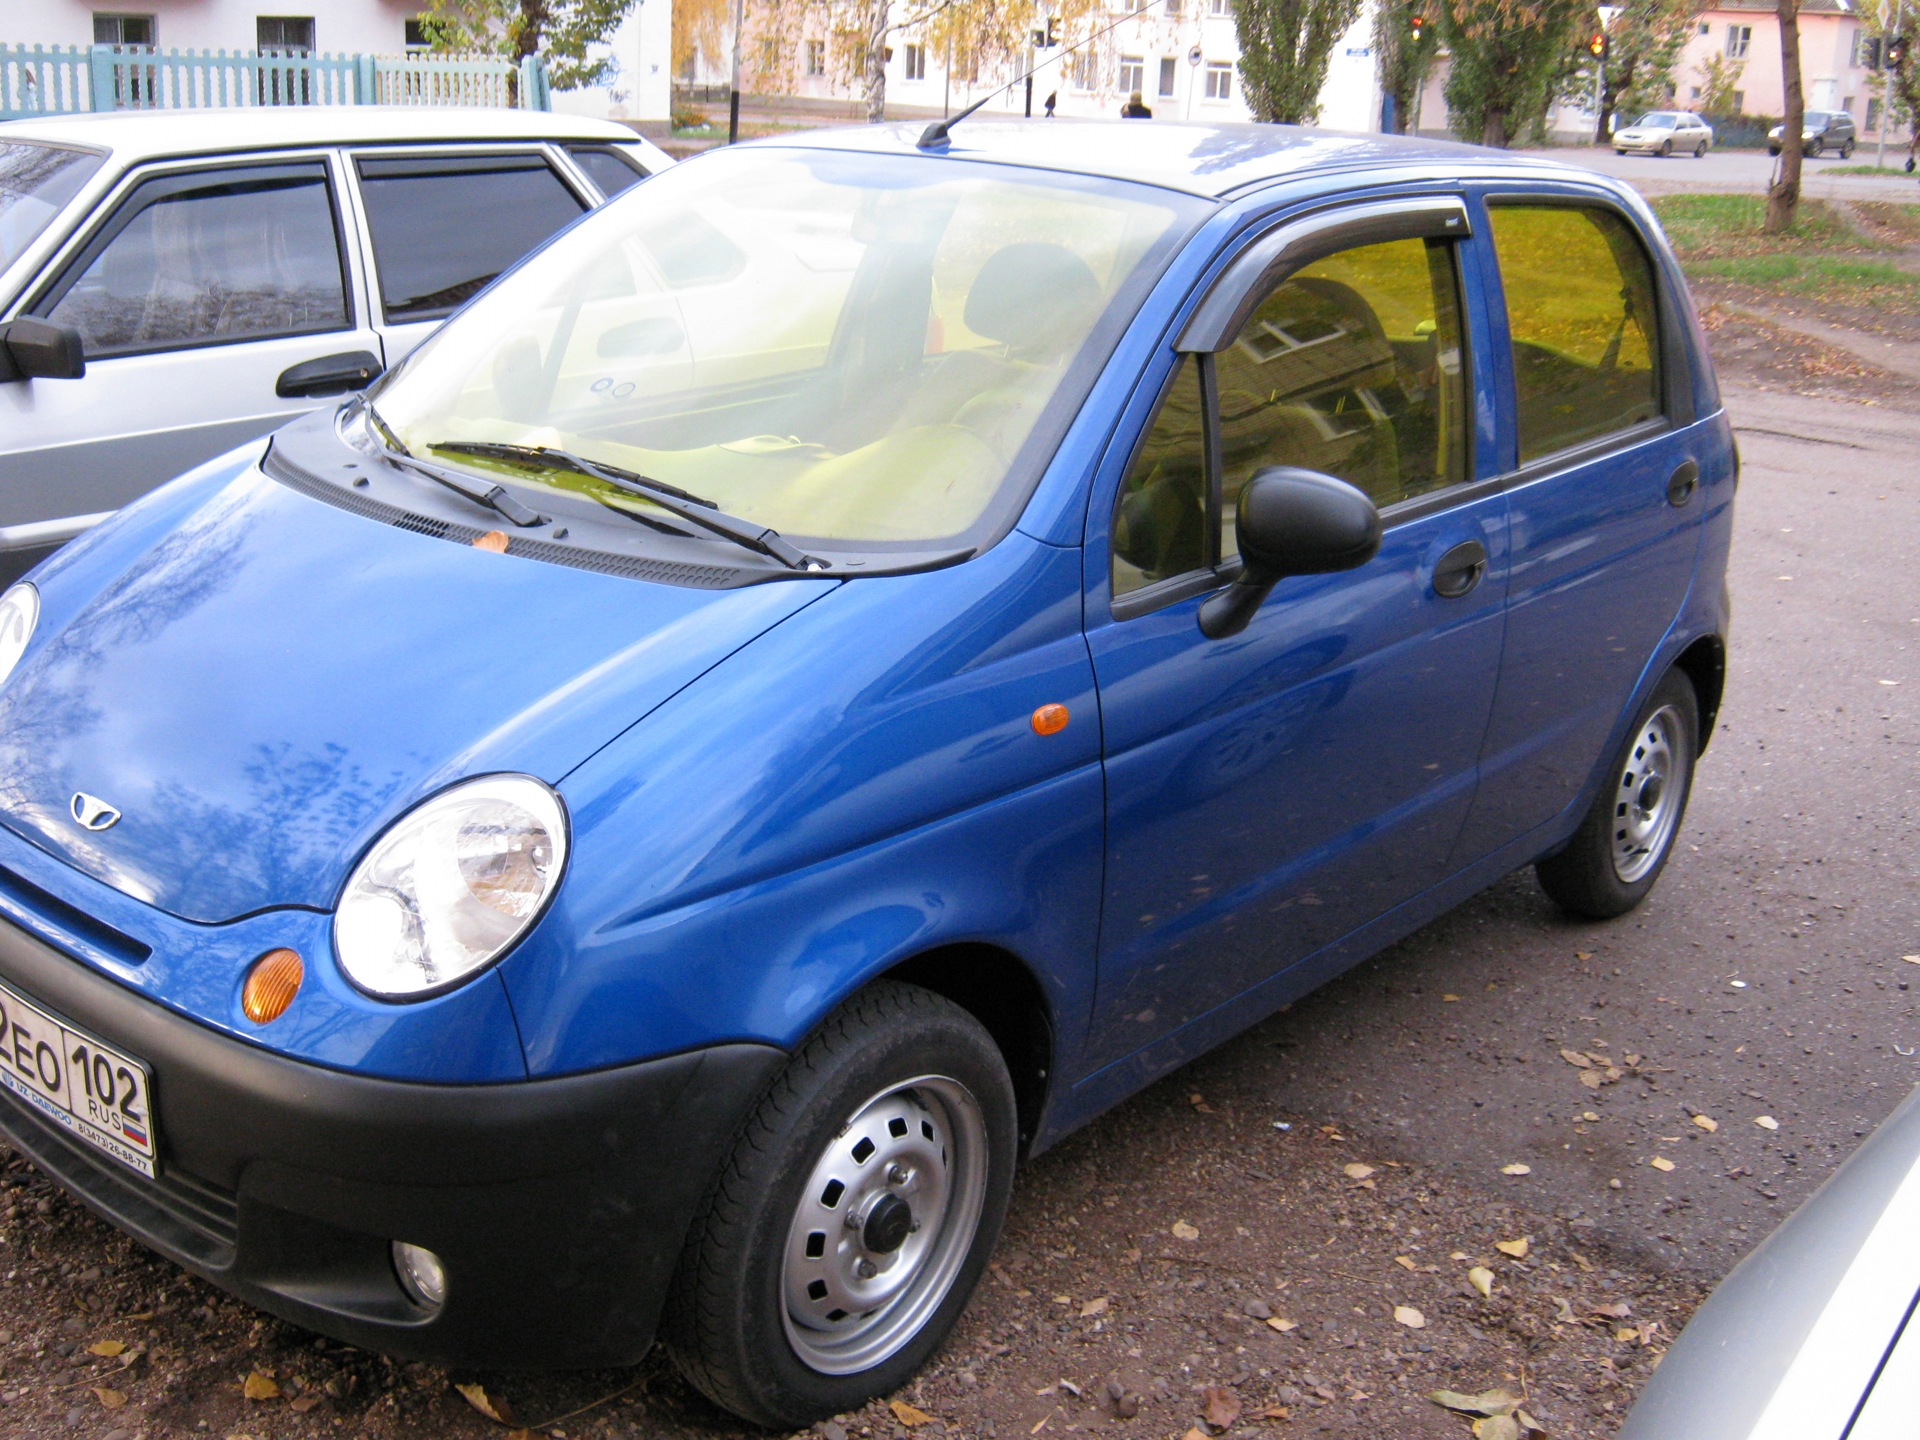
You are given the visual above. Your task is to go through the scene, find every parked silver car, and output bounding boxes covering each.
[0,108,670,579]
[1613,110,1714,157]
[1768,109,1858,158]
[1617,1082,1920,1440]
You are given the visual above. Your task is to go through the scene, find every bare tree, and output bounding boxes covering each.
[1764,0,1804,233]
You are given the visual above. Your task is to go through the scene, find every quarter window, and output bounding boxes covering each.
[44,163,348,357]
[1487,204,1661,463]
[564,144,648,199]
[355,152,586,323]
[1112,234,1470,597]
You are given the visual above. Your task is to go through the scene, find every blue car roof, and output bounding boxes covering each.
[757,119,1587,200]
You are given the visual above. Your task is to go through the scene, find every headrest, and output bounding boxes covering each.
[963,242,1104,360]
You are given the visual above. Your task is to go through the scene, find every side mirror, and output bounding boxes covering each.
[0,318,86,382]
[1198,467,1382,640]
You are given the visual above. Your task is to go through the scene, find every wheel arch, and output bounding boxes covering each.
[881,943,1054,1156]
[1673,634,1726,751]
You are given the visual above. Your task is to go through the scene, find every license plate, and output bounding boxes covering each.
[0,978,155,1178]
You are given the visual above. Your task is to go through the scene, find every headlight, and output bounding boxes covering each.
[334,774,568,999]
[0,583,39,689]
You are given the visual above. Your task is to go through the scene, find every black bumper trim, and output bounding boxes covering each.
[0,916,786,1367]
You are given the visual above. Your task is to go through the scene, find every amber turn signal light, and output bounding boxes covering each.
[242,948,304,1025]
[1031,703,1070,736]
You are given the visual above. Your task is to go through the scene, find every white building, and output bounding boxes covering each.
[3,0,671,119]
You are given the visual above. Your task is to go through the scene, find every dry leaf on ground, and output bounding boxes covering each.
[890,1400,935,1426]
[242,1372,280,1402]
[455,1383,515,1424]
[290,1396,322,1413]
[1693,1114,1719,1131]
[1171,1220,1200,1240]
[1079,1296,1108,1317]
[1756,1115,1780,1130]
[1650,1156,1676,1172]
[1393,1305,1427,1328]
[92,1387,126,1409]
[1395,1255,1417,1271]
[1202,1384,1242,1429]
[1494,1238,1529,1258]
[1500,1163,1531,1176]
[1343,1162,1376,1180]
[1559,1049,1593,1067]
[1266,1315,1298,1332]
[88,1340,126,1357]
[1468,1266,1495,1298]
[1429,1387,1521,1417]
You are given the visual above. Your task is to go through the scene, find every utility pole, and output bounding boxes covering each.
[727,0,744,143]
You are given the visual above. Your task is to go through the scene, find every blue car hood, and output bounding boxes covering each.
[0,464,828,924]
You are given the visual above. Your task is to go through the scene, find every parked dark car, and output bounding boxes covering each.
[1769,109,1858,156]
[0,120,1733,1427]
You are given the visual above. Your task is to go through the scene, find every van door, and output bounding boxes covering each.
[0,152,383,573]
[1083,197,1507,1075]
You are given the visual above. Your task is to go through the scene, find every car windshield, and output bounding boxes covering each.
[374,146,1203,551]
[0,142,104,272]
[1635,114,1678,129]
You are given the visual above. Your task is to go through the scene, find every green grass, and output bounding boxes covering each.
[1826,164,1917,177]
[1651,193,1920,314]
[1650,193,1874,257]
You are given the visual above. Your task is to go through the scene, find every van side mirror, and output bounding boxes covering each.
[1198,467,1382,640]
[0,319,86,382]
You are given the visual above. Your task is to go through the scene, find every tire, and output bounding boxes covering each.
[1615,148,1628,156]
[1535,669,1699,920]
[1695,141,1708,157]
[1769,145,1781,156]
[663,981,1018,1428]
[1807,138,1823,158]
[1659,139,1672,157]
[1840,138,1856,158]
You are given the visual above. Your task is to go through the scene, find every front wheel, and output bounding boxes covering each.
[1535,669,1699,920]
[1659,139,1673,157]
[1807,138,1824,157]
[1840,138,1856,158]
[664,982,1017,1428]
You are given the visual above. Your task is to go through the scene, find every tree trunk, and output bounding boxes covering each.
[1765,0,1804,234]
[1482,107,1508,147]
[864,0,890,122]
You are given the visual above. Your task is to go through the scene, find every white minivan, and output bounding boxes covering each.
[0,107,670,578]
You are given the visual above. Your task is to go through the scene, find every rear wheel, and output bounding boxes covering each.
[1695,140,1709,157]
[1535,669,1698,920]
[664,982,1017,1428]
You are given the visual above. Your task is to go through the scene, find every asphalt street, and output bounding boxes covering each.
[1517,141,1920,202]
[1187,380,1920,1281]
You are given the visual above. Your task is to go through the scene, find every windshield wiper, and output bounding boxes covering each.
[431,441,822,571]
[358,401,549,529]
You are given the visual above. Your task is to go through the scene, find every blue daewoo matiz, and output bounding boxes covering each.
[0,121,1730,1425]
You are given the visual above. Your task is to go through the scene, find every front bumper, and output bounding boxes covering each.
[0,916,784,1367]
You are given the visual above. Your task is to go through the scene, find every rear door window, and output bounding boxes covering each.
[41,160,349,357]
[564,144,649,199]
[1487,203,1662,464]
[354,151,587,323]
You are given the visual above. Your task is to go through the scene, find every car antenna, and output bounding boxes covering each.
[916,6,1159,149]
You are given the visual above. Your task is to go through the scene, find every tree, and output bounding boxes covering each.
[1374,0,1441,132]
[672,0,730,82]
[1437,0,1592,147]
[419,0,634,90]
[1234,0,1368,122]
[1691,51,1743,114]
[1592,0,1699,142]
[1765,0,1804,233]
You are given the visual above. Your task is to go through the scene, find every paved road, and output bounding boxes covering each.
[1192,381,1920,1281]
[1517,142,1920,202]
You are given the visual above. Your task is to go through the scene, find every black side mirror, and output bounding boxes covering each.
[0,318,86,382]
[1198,467,1382,640]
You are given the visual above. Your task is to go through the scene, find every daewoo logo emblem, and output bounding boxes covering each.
[70,793,121,832]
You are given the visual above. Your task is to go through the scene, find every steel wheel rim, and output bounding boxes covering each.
[1611,704,1686,884]
[781,1075,988,1376]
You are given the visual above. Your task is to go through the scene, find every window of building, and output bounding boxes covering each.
[44,162,348,357]
[404,17,432,49]
[92,14,155,46]
[1732,88,1744,111]
[256,16,315,52]
[903,43,926,79]
[1867,97,1883,130]
[1204,61,1232,100]
[1687,85,1701,100]
[1487,203,1661,463]
[1725,24,1751,58]
[355,152,587,323]
[1159,56,1177,96]
[1208,0,1233,15]
[1848,28,1865,67]
[1697,20,1709,34]
[1119,55,1144,94]
[1070,51,1098,91]
[805,39,826,75]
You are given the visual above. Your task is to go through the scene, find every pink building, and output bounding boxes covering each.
[1673,0,1893,136]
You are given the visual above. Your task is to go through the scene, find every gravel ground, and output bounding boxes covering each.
[0,325,1912,1440]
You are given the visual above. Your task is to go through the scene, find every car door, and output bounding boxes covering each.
[0,152,381,558]
[342,146,593,372]
[1452,187,1710,858]
[1083,195,1508,1072]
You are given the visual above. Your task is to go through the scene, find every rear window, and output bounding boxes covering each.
[0,142,104,271]
[564,145,648,199]
[355,152,587,323]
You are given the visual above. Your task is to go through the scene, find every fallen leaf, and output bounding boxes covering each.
[1756,1115,1780,1130]
[290,1396,322,1413]
[1344,1163,1376,1180]
[1575,950,1593,960]
[1553,1296,1579,1324]
[1500,1163,1531,1176]
[1650,1156,1676,1172]
[1183,1429,1209,1440]
[242,1372,281,1402]
[1266,1315,1298,1333]
[1171,1220,1200,1241]
[455,1383,513,1424]
[1248,1404,1291,1420]
[1429,1388,1520,1417]
[88,1340,126,1357]
[92,1387,126,1409]
[1616,1326,1638,1343]
[1903,955,1920,965]
[1203,1384,1241,1429]
[1590,1301,1634,1319]
[1494,1238,1529,1259]
[1443,993,1461,1002]
[1393,1305,1427,1329]
[1559,1049,1594,1067]
[1467,1266,1495,1298]
[1693,1114,1719,1132]
[1475,1415,1524,1440]
[1517,1410,1545,1434]
[891,1400,935,1427]
[1395,1255,1417,1271]
[1579,1069,1606,1089]
[1079,1296,1109,1317]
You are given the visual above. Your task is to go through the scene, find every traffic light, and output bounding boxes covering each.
[1045,16,1060,46]
[1863,35,1882,69]
[1409,11,1425,39]
[1589,31,1605,55]
[1890,34,1911,67]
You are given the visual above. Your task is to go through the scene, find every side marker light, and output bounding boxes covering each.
[1031,703,1070,736]
[241,948,304,1024]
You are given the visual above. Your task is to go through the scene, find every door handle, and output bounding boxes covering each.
[276,350,382,399]
[1432,539,1488,599]
[1666,459,1699,507]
